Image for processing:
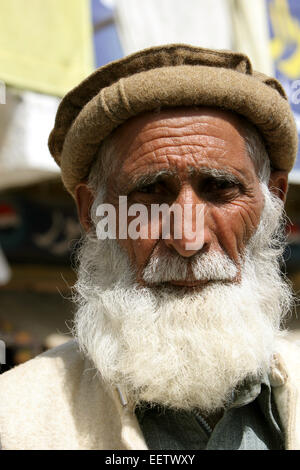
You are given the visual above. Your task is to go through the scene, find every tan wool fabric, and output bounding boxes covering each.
[0,338,299,449]
[48,44,298,196]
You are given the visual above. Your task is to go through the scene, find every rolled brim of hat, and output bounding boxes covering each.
[48,44,298,196]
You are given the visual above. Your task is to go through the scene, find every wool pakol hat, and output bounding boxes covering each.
[48,44,298,196]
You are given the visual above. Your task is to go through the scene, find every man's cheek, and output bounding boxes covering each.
[221,205,261,255]
[209,207,247,260]
[234,202,263,243]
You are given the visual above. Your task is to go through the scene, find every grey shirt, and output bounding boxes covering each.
[135,374,284,450]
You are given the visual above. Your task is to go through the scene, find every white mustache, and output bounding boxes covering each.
[142,251,238,284]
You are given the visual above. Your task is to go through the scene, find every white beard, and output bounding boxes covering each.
[73,184,292,413]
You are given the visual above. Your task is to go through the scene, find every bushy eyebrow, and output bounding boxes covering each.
[188,166,243,185]
[123,169,177,193]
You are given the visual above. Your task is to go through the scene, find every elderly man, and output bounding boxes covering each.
[0,45,299,450]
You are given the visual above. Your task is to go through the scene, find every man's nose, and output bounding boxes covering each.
[163,186,212,258]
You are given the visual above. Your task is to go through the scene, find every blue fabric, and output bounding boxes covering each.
[135,376,284,450]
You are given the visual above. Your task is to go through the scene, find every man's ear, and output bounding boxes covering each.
[268,170,289,203]
[74,183,95,233]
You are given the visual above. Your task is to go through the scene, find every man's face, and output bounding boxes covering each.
[74,108,291,411]
[105,107,265,286]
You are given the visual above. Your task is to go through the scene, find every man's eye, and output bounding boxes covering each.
[213,180,237,190]
[137,183,158,194]
[202,178,241,200]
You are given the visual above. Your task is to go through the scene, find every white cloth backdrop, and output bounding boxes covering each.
[230,0,274,76]
[0,88,60,191]
[114,0,233,55]
[114,0,273,75]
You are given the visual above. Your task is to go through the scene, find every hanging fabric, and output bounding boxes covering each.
[0,0,94,97]
[114,0,232,55]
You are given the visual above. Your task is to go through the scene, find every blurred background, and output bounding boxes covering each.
[0,0,299,372]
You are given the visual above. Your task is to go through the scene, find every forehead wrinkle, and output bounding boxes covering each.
[131,116,240,135]
[132,122,232,138]
[130,133,228,156]
[126,144,228,172]
[136,142,226,156]
[119,146,232,191]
